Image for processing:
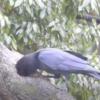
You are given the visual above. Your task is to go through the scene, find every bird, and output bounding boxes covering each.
[16,48,100,80]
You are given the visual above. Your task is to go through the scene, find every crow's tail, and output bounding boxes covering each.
[89,72,100,80]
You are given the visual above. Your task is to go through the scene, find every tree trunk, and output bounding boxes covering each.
[0,42,75,100]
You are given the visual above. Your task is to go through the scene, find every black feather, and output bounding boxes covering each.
[65,51,87,60]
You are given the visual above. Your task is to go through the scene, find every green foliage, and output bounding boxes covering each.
[0,0,100,99]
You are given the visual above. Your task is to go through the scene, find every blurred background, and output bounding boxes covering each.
[0,0,100,99]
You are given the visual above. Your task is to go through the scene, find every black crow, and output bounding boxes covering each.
[16,48,100,80]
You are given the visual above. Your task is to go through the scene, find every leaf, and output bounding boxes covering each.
[93,89,98,95]
[5,16,10,25]
[51,34,56,44]
[4,34,11,44]
[48,21,55,27]
[88,96,94,100]
[40,9,46,19]
[9,0,14,6]
[78,75,83,87]
[92,19,96,26]
[26,22,32,33]
[69,75,75,83]
[32,23,39,32]
[17,33,24,40]
[6,36,11,45]
[35,0,45,8]
[79,0,90,11]
[81,0,90,8]
[29,33,33,40]
[16,29,23,35]
[59,28,65,37]
[55,79,61,84]
[23,37,28,43]
[1,20,5,27]
[80,19,87,24]
[26,5,32,16]
[92,81,99,89]
[83,77,88,88]
[92,49,98,57]
[28,0,33,6]
[91,0,97,10]
[14,0,24,7]
[48,19,59,27]
[11,40,17,50]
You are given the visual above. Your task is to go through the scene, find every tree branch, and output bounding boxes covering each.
[0,42,75,100]
[76,14,100,24]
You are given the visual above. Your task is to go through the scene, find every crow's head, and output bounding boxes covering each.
[16,55,37,77]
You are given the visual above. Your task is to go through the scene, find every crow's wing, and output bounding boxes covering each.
[38,48,90,71]
[38,48,100,80]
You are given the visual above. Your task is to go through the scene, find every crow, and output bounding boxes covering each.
[16,48,100,80]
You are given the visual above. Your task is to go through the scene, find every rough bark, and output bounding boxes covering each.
[0,42,75,100]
